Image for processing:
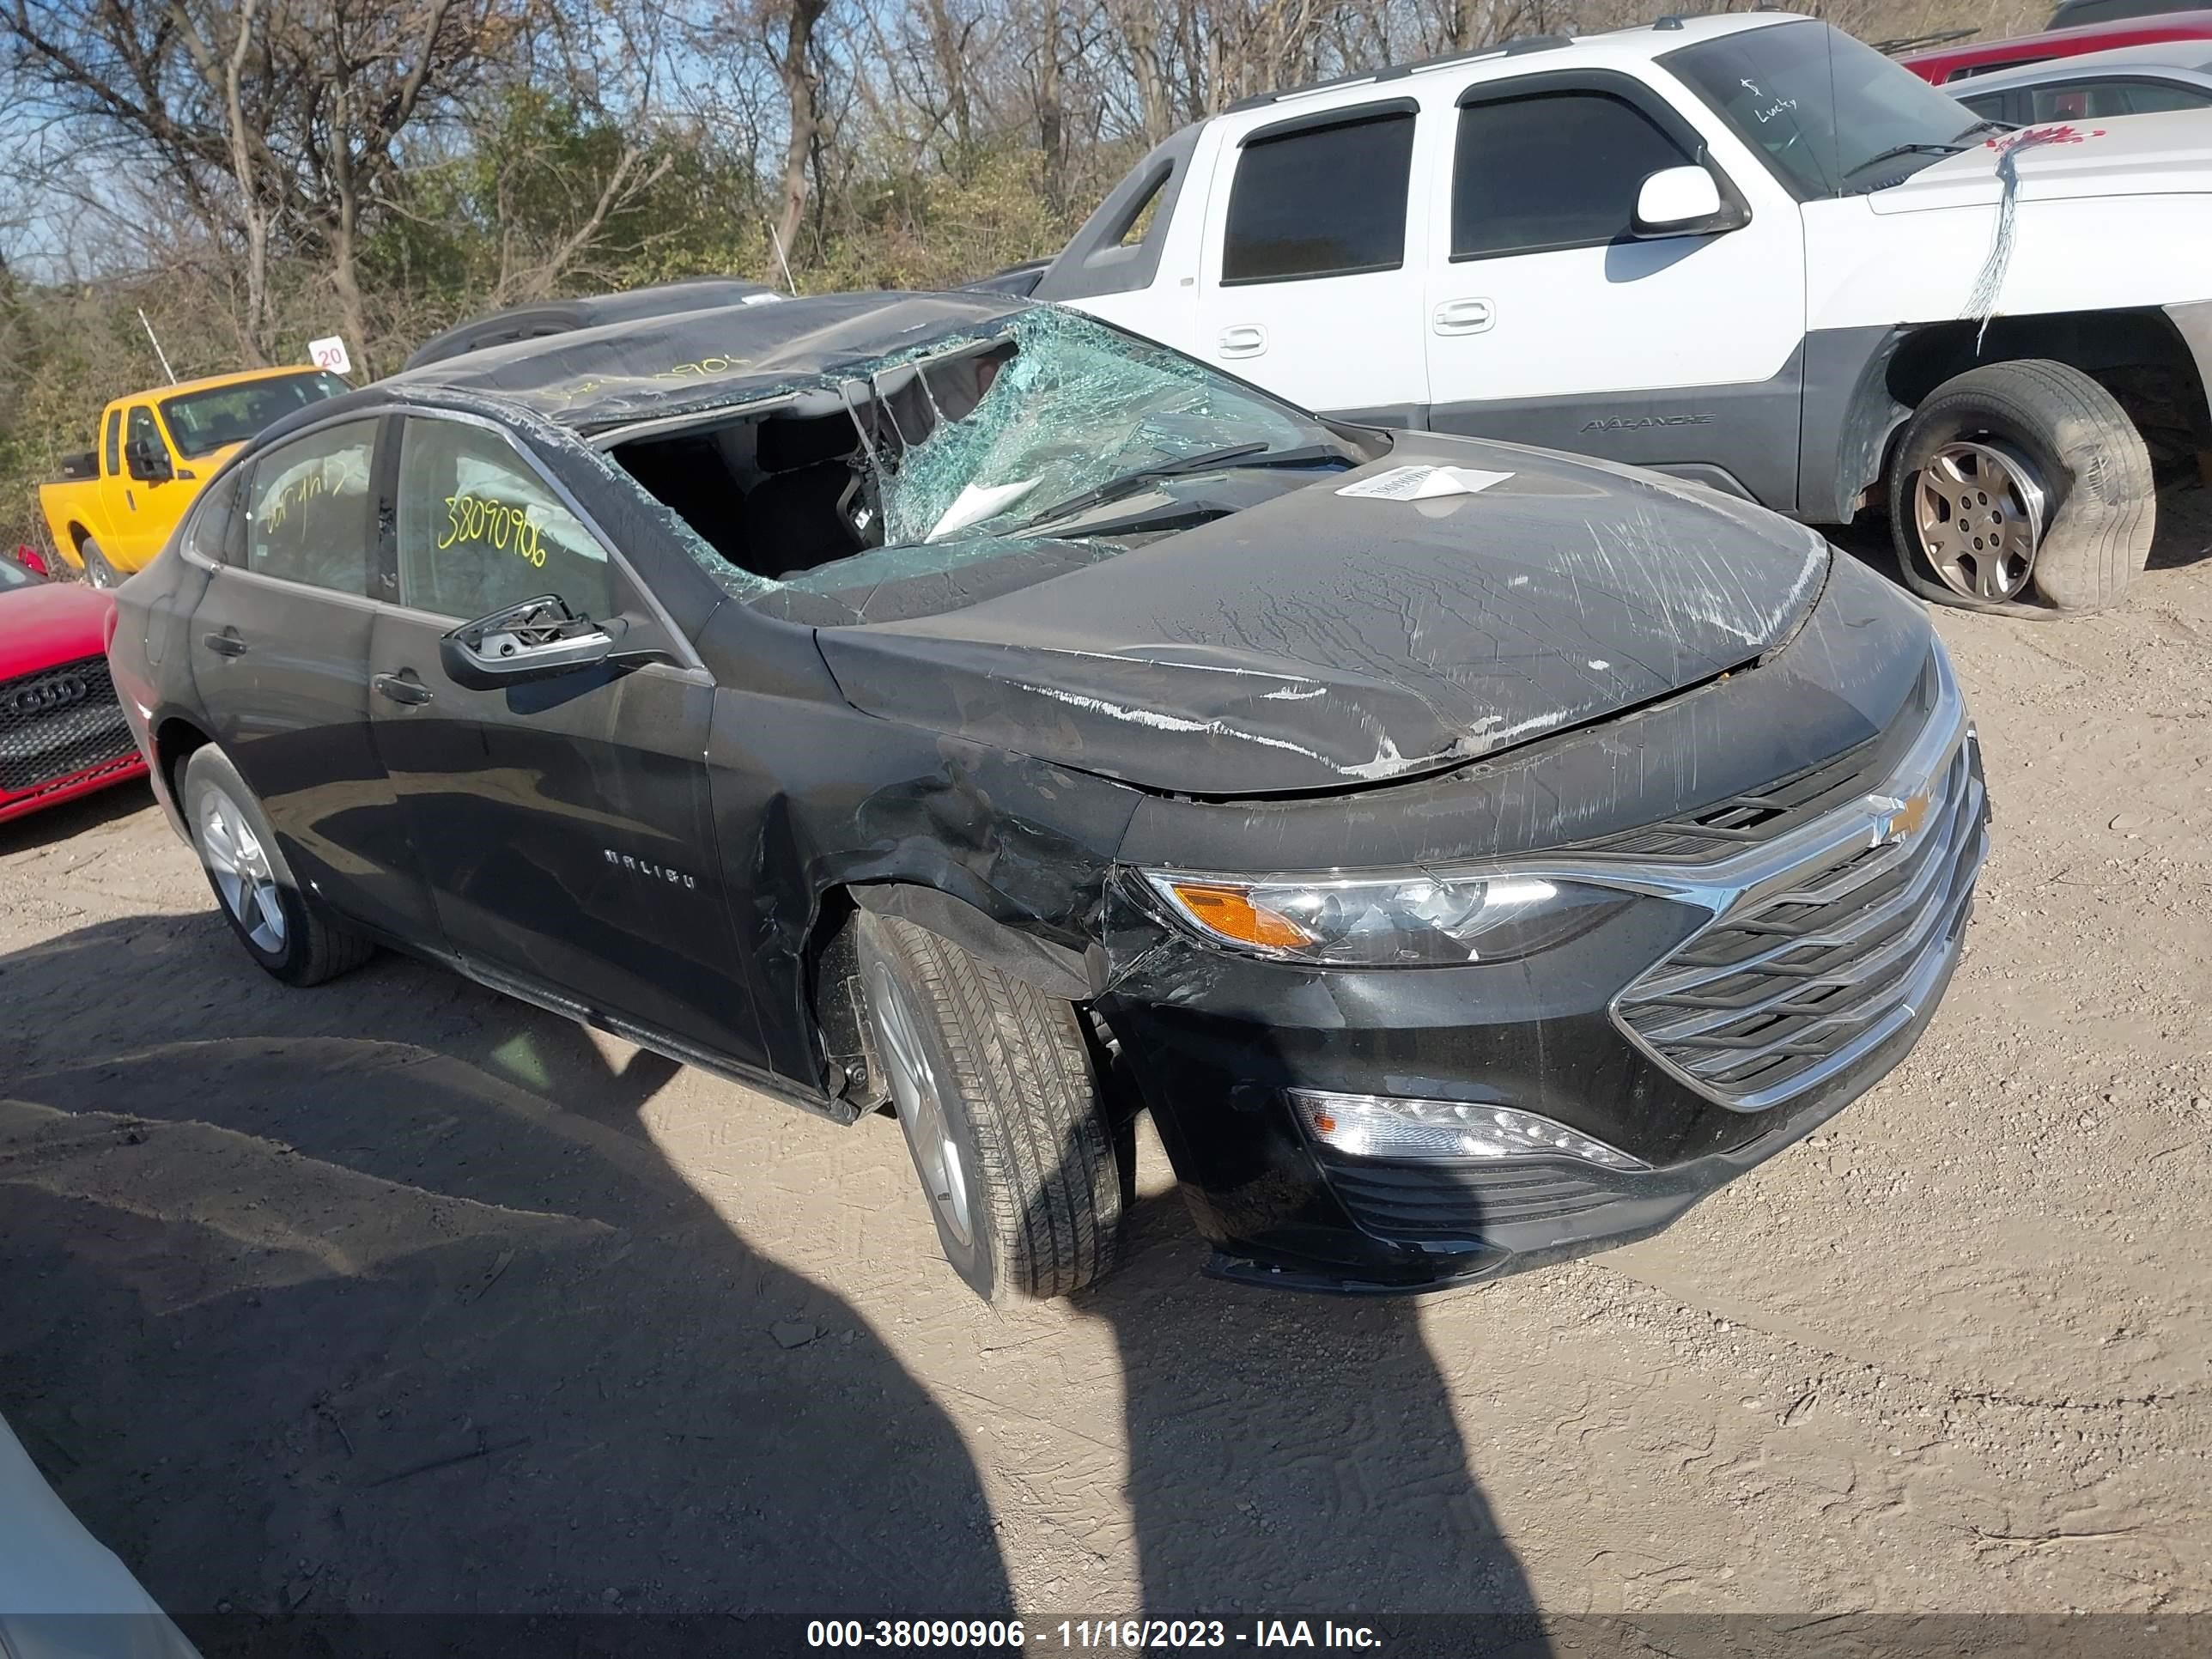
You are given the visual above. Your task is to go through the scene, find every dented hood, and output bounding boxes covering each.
[816,438,1830,798]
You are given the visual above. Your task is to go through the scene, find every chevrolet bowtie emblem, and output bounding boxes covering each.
[1880,791,1932,845]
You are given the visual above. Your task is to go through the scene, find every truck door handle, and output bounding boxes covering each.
[203,629,248,658]
[373,671,434,707]
[1432,298,1496,336]
[1216,325,1267,359]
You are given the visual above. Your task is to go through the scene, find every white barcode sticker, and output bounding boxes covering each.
[1336,464,1513,501]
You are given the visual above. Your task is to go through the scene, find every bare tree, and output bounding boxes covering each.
[762,0,830,264]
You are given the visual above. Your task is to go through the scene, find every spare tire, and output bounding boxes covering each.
[1889,358,2154,616]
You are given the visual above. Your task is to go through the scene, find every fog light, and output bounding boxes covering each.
[1288,1089,1647,1170]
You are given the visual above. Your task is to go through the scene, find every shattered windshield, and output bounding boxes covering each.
[864,307,1327,545]
[1665,21,1991,198]
[615,305,1362,623]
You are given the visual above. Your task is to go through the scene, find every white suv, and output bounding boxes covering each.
[1030,12,2212,615]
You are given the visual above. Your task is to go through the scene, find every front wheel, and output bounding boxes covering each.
[181,744,374,987]
[1889,359,2154,616]
[858,913,1122,1303]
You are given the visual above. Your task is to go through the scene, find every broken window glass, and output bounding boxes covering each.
[611,304,1358,621]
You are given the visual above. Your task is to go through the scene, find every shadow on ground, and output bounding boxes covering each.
[0,907,1547,1651]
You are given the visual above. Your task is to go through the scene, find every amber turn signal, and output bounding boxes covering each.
[1160,881,1317,951]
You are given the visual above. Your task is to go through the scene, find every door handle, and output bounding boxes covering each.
[1432,298,1496,336]
[1216,325,1267,359]
[373,671,434,707]
[203,629,248,658]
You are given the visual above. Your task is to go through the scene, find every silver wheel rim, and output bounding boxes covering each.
[197,785,288,953]
[1913,439,2046,603]
[866,959,974,1249]
[83,552,115,590]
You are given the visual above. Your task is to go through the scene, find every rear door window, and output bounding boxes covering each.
[1453,92,1692,259]
[394,417,616,623]
[1223,112,1416,283]
[103,410,122,476]
[242,420,378,594]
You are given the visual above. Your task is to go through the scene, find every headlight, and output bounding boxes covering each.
[1140,867,1632,965]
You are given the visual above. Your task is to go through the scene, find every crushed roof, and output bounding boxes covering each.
[380,289,1027,434]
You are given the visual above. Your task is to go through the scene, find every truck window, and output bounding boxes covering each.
[395,416,615,623]
[160,371,351,459]
[1223,111,1415,283]
[1453,92,1692,259]
[125,406,161,473]
[242,420,378,596]
[1664,21,1983,199]
[103,410,122,477]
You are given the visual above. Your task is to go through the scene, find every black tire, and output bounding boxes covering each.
[1890,359,2154,617]
[79,537,124,590]
[857,913,1122,1302]
[180,744,374,988]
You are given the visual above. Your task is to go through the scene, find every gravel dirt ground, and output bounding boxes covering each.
[0,498,2207,1644]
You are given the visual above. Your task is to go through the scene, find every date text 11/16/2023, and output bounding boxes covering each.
[805,1619,1386,1650]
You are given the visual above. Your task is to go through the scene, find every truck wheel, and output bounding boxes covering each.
[181,744,374,988]
[1890,359,2153,616]
[858,913,1122,1303]
[79,538,124,589]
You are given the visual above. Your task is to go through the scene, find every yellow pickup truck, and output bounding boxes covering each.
[39,365,350,586]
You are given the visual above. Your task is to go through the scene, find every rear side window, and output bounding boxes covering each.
[1453,92,1691,259]
[103,410,122,476]
[181,467,246,565]
[243,420,377,594]
[1223,112,1415,283]
[2033,78,2212,118]
[395,417,615,623]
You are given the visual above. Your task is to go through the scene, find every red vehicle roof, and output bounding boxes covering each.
[1901,10,2212,82]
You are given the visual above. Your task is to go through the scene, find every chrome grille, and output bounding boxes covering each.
[1613,720,1985,1113]
[0,655,135,796]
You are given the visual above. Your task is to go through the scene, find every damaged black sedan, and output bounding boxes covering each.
[108,293,1988,1299]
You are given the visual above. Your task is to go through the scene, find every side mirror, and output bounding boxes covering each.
[439,594,622,690]
[125,437,173,483]
[1632,166,1741,238]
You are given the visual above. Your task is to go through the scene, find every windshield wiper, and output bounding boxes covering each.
[1953,118,2014,140]
[1844,141,1963,179]
[1022,441,1350,526]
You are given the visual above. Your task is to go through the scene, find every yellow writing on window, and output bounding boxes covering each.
[440,493,547,567]
[262,471,330,535]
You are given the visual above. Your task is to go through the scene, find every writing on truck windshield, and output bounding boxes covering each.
[1665,21,1997,198]
[614,307,1363,623]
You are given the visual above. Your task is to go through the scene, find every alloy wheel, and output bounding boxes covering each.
[1912,439,2046,603]
[197,786,288,954]
[866,959,975,1249]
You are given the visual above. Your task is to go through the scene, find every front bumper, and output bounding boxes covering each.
[0,654,149,825]
[1100,657,1988,1296]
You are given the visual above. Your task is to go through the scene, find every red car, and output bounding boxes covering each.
[0,555,148,823]
[1901,9,2212,82]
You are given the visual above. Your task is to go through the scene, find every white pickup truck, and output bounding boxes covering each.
[1025,11,2212,616]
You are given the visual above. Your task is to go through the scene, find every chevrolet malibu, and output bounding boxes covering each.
[106,293,1988,1300]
